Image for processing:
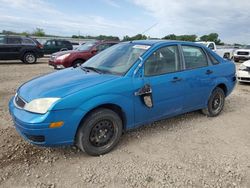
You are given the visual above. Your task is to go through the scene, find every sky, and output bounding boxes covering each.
[0,0,250,44]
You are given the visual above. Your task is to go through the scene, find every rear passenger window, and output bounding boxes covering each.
[7,37,21,44]
[207,52,219,65]
[182,46,208,69]
[57,41,63,46]
[22,38,35,45]
[144,45,181,76]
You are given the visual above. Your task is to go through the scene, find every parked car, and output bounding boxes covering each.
[9,40,236,156]
[237,60,250,83]
[233,45,250,62]
[43,39,73,54]
[49,40,118,69]
[0,35,44,64]
[196,41,236,59]
[71,41,81,50]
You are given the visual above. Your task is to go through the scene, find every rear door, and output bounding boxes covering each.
[134,45,189,124]
[5,36,22,59]
[180,45,214,111]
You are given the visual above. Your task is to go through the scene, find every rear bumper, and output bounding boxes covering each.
[9,97,86,147]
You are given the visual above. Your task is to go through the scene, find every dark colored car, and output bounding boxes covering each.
[0,35,44,64]
[43,39,73,54]
[48,40,119,69]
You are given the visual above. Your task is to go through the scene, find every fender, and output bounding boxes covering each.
[78,94,134,129]
[209,76,233,98]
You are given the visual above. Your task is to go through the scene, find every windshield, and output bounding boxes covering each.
[82,43,151,75]
[77,41,97,51]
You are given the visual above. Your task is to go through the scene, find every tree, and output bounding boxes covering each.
[122,34,147,41]
[199,33,222,44]
[32,28,45,37]
[162,34,197,42]
[162,34,177,40]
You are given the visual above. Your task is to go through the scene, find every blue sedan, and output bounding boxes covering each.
[9,40,236,156]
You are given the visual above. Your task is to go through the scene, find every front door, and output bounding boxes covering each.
[133,45,188,126]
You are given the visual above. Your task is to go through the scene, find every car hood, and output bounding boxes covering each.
[243,60,250,67]
[18,68,119,102]
[53,49,88,56]
[52,50,78,56]
[235,49,250,52]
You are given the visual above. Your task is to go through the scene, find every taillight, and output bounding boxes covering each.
[37,44,43,49]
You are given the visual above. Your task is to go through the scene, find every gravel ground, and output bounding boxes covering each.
[0,60,249,188]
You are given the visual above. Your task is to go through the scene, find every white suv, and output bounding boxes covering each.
[233,45,250,62]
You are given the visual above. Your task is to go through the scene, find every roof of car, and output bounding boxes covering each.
[126,39,199,46]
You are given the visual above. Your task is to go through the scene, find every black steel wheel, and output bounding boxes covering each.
[202,87,225,117]
[76,108,122,156]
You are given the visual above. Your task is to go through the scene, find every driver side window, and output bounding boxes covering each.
[144,45,181,76]
[96,44,109,52]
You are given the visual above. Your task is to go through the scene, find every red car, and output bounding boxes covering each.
[49,40,119,69]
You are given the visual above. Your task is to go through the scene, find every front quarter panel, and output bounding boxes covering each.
[53,77,135,129]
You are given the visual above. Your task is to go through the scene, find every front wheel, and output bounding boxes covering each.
[22,52,37,64]
[202,87,225,117]
[76,108,123,156]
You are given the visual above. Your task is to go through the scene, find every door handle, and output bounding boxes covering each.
[171,77,182,83]
[206,70,213,75]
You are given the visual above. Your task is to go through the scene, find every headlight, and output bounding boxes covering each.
[24,98,60,114]
[56,53,70,60]
[239,64,247,70]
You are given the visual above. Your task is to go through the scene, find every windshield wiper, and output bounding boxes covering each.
[82,66,103,74]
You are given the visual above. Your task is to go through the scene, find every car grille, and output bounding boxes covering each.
[14,94,26,109]
[238,77,250,81]
[237,51,249,55]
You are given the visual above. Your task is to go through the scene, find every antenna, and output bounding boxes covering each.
[141,23,158,35]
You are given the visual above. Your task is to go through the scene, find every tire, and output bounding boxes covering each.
[202,87,225,117]
[22,52,37,64]
[223,53,230,59]
[60,48,68,51]
[76,108,123,156]
[234,57,239,62]
[72,60,84,68]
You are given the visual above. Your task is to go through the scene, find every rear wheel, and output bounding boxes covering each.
[72,60,84,68]
[202,87,225,117]
[22,52,37,64]
[76,108,123,156]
